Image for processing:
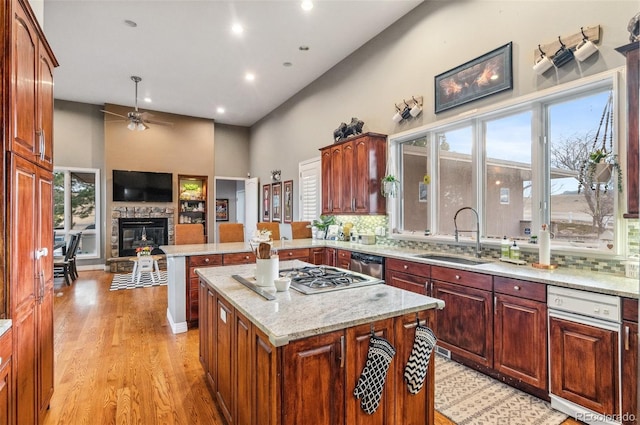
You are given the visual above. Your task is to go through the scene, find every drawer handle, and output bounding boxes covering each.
[404,265,408,270]
[513,285,520,291]
[288,252,293,256]
[204,258,210,263]
[455,275,460,280]
[245,256,249,259]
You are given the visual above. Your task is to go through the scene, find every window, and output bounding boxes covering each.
[391,71,619,254]
[299,158,321,221]
[54,167,101,259]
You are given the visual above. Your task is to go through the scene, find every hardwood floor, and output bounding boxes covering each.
[42,270,582,425]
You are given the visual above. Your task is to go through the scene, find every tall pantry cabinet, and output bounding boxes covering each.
[2,0,59,424]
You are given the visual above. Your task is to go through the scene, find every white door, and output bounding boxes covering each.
[245,177,259,241]
[237,190,245,224]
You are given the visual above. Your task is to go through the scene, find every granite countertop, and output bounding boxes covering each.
[0,320,11,338]
[196,260,445,347]
[162,239,639,299]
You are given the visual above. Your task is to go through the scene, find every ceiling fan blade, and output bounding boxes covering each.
[101,110,128,119]
[144,118,173,126]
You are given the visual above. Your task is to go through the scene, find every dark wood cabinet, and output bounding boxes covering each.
[616,42,639,218]
[385,258,431,295]
[310,248,325,265]
[549,316,618,415]
[622,298,638,425]
[0,329,13,425]
[278,248,310,262]
[431,267,493,368]
[493,277,547,393]
[215,296,235,424]
[336,249,351,269]
[235,310,252,425]
[324,248,337,266]
[320,133,387,215]
[252,326,279,425]
[223,252,256,265]
[187,254,222,326]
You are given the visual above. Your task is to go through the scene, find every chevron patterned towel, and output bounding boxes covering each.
[353,335,396,415]
[404,325,437,394]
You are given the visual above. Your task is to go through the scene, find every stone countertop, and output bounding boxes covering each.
[196,260,445,347]
[0,320,11,338]
[162,239,639,299]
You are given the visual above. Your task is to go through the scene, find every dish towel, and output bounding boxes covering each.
[353,335,396,414]
[404,325,437,394]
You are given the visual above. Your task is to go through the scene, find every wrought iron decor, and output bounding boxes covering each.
[435,42,513,113]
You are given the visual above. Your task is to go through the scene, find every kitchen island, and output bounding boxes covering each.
[197,260,445,425]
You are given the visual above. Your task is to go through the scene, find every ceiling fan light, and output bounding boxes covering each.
[127,121,136,131]
[136,122,146,131]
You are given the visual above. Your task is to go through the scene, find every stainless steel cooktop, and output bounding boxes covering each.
[279,266,383,295]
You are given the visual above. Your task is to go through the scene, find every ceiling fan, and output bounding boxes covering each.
[102,76,173,131]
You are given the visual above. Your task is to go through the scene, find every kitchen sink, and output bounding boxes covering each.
[412,254,489,266]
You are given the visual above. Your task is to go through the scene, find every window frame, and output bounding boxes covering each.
[388,68,623,255]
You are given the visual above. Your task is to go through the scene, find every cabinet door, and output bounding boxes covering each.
[235,311,252,425]
[342,141,355,212]
[352,138,369,213]
[321,148,333,214]
[253,327,279,425]
[433,280,493,367]
[329,145,344,213]
[325,248,337,267]
[215,296,235,424]
[37,49,55,170]
[345,319,395,425]
[549,316,618,415]
[206,289,216,389]
[283,330,344,425]
[494,294,547,390]
[394,311,434,425]
[0,330,12,425]
[622,320,637,425]
[310,248,325,265]
[199,281,208,368]
[336,250,351,270]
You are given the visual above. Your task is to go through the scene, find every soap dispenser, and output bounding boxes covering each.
[501,236,510,259]
[509,240,520,260]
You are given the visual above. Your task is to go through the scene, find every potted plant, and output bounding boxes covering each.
[381,175,400,198]
[578,93,623,194]
[310,215,336,239]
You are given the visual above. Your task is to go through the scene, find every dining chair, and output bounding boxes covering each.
[175,223,206,245]
[290,221,312,239]
[256,222,280,240]
[218,223,245,243]
[53,233,80,285]
[69,232,82,280]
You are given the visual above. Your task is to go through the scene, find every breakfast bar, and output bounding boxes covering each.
[196,260,445,425]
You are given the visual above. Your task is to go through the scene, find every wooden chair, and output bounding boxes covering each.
[175,223,205,245]
[256,222,280,240]
[53,233,81,285]
[290,221,312,239]
[218,223,245,243]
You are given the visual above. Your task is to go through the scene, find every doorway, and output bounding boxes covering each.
[214,176,258,242]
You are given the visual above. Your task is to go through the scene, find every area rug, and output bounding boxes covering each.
[435,355,567,425]
[109,271,168,291]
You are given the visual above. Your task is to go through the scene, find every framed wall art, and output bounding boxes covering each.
[435,42,513,113]
[271,182,282,222]
[262,184,270,222]
[283,180,293,223]
[215,199,229,221]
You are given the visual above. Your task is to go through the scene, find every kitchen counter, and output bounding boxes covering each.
[0,320,11,338]
[161,239,638,333]
[196,260,444,347]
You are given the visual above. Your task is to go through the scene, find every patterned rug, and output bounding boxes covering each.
[435,355,567,425]
[109,271,168,291]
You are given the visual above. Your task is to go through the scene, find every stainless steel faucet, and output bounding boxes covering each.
[453,206,481,258]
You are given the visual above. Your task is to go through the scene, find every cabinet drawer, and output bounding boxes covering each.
[279,248,310,260]
[0,328,12,368]
[223,252,256,265]
[494,276,546,302]
[386,258,430,278]
[386,270,428,295]
[432,266,491,291]
[189,254,222,268]
[623,297,639,322]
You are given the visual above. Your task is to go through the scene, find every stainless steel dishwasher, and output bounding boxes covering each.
[349,252,384,279]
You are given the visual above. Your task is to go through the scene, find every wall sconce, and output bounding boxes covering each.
[271,170,281,181]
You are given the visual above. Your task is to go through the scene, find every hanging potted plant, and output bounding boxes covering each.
[578,92,623,194]
[381,174,400,198]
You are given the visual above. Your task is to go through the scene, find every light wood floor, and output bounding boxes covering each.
[42,270,582,425]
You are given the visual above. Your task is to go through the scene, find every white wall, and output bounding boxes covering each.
[249,1,636,222]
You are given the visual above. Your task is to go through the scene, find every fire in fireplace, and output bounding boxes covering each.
[118,218,168,257]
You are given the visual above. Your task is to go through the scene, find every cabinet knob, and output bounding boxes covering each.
[288,252,292,256]
[513,285,520,291]
[455,275,461,280]
[403,265,408,270]
[204,258,210,263]
[245,256,250,259]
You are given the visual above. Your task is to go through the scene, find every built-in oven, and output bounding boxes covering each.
[547,286,622,425]
[349,252,384,280]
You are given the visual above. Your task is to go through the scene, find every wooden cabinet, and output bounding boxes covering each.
[215,296,234,423]
[223,252,256,265]
[310,248,325,265]
[385,258,431,295]
[278,248,310,262]
[549,316,618,415]
[493,277,547,394]
[178,175,208,234]
[622,298,638,425]
[0,329,13,425]
[320,133,387,215]
[431,267,493,368]
[186,254,222,326]
[616,42,639,218]
[324,248,337,266]
[336,249,351,269]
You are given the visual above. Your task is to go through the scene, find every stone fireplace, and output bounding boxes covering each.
[111,206,175,258]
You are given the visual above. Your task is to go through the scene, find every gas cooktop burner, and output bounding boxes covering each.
[280,266,382,295]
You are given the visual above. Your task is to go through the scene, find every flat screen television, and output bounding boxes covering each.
[112,170,173,202]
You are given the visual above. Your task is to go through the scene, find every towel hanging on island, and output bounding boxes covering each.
[353,335,396,415]
[404,324,437,394]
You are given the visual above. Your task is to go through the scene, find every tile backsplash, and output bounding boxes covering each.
[331,215,639,277]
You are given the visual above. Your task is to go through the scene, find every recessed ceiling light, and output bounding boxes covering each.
[216,107,226,114]
[299,45,310,51]
[283,62,293,67]
[143,97,152,103]
[245,72,255,81]
[231,23,244,35]
[301,1,313,11]
[124,19,137,27]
